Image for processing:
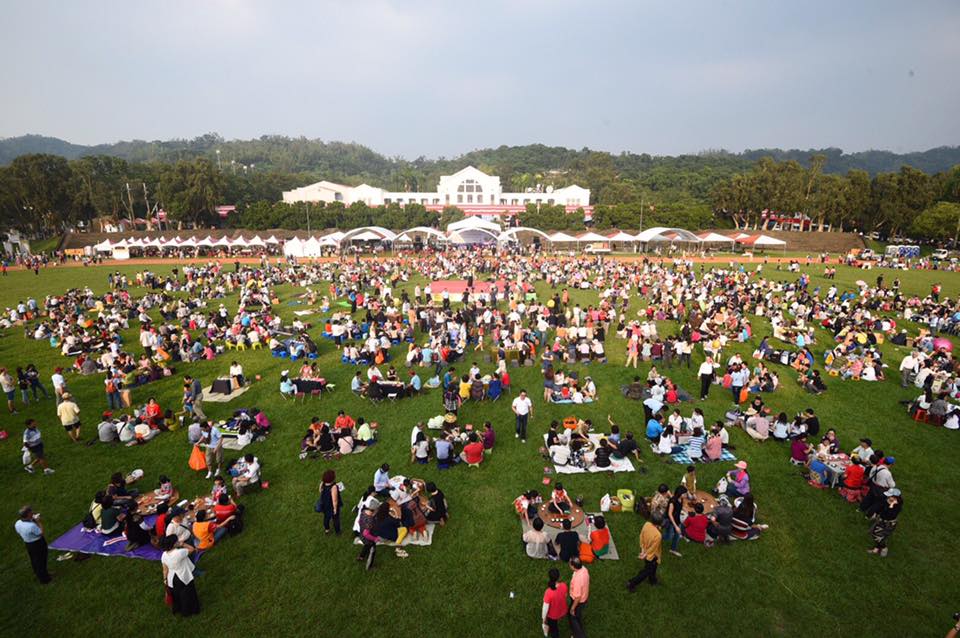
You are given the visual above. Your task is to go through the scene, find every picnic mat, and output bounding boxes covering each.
[668,444,737,465]
[543,433,636,474]
[202,385,250,403]
[293,310,314,316]
[48,515,205,562]
[222,438,250,451]
[353,522,437,547]
[520,513,620,561]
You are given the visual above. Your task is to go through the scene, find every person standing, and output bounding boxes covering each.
[50,367,66,404]
[15,506,51,583]
[1,367,18,414]
[541,567,568,638]
[22,419,55,475]
[184,375,206,420]
[568,557,589,638]
[317,470,342,535]
[201,421,223,479]
[868,488,903,557]
[56,392,81,442]
[698,357,717,401]
[626,515,663,592]
[512,389,533,443]
[160,535,200,616]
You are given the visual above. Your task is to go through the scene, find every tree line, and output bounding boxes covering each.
[0,144,958,241]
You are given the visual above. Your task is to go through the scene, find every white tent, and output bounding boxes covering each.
[94,239,112,252]
[195,236,215,247]
[230,235,249,248]
[176,236,196,247]
[633,227,702,243]
[350,230,384,242]
[212,236,231,248]
[447,217,501,234]
[697,231,736,244]
[265,235,281,245]
[395,227,446,243]
[283,237,304,257]
[247,235,267,247]
[112,239,130,248]
[318,234,341,247]
[301,236,323,256]
[142,237,163,248]
[577,231,609,243]
[497,227,552,244]
[340,226,397,244]
[740,234,786,248]
[548,231,579,243]
[605,230,637,242]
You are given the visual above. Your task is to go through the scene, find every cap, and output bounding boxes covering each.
[102,411,113,418]
[883,488,901,497]
[884,456,896,465]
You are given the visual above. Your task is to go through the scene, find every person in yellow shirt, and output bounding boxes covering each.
[626,516,663,591]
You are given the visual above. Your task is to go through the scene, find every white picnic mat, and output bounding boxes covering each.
[544,433,636,474]
[202,385,250,403]
[353,522,437,547]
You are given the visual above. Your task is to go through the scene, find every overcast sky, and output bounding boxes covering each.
[1,0,958,158]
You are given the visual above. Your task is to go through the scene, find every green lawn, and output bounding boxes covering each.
[0,261,957,637]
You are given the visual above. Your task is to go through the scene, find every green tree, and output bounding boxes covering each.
[158,158,224,227]
[910,201,960,242]
[8,154,74,232]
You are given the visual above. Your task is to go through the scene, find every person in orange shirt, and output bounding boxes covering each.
[589,516,611,558]
[191,508,234,550]
[334,410,355,434]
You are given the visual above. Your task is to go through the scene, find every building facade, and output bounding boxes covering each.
[281,166,591,217]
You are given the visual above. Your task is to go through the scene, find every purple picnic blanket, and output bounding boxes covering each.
[50,515,164,561]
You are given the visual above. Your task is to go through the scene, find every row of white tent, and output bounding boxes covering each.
[93,235,284,252]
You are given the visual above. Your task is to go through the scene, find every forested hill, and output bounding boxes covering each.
[2,133,958,177]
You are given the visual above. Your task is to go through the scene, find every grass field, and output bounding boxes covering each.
[0,260,958,637]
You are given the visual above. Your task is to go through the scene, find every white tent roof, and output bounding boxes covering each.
[605,230,637,242]
[318,234,341,246]
[141,237,162,248]
[195,236,215,247]
[697,232,736,243]
[447,217,501,233]
[246,235,266,247]
[497,227,552,243]
[395,226,447,242]
[577,231,609,242]
[731,232,751,240]
[212,236,231,247]
[548,231,579,242]
[175,236,196,247]
[230,235,249,247]
[351,230,384,241]
[340,227,397,243]
[265,235,281,244]
[741,234,786,246]
[283,237,304,257]
[634,227,702,243]
[94,239,112,251]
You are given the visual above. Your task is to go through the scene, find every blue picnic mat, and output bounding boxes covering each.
[669,444,737,465]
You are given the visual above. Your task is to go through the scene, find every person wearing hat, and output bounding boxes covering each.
[744,409,770,442]
[97,411,118,443]
[14,506,51,583]
[725,461,751,498]
[868,488,903,557]
[851,438,875,464]
[56,391,81,442]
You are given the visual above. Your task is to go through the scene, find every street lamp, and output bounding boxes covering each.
[216,149,222,171]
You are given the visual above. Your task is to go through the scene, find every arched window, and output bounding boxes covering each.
[457,179,483,195]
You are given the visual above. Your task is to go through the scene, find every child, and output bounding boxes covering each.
[211,476,228,502]
[681,465,698,500]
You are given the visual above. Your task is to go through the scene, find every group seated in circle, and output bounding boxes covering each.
[300,411,377,459]
[544,416,640,469]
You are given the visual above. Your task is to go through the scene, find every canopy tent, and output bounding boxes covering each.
[229,235,250,247]
[301,237,323,256]
[265,235,281,245]
[212,236,232,248]
[577,231,609,243]
[730,232,751,241]
[447,217,501,235]
[350,230,385,241]
[697,232,736,245]
[283,237,304,257]
[395,226,447,244]
[175,236,196,247]
[633,227,702,243]
[738,234,787,252]
[195,236,215,247]
[605,230,638,242]
[340,226,397,244]
[246,235,267,248]
[93,239,112,252]
[497,227,552,244]
[141,237,163,248]
[448,227,499,245]
[548,231,579,243]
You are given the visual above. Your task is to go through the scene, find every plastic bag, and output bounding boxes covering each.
[715,476,728,494]
[600,493,611,512]
[188,444,207,471]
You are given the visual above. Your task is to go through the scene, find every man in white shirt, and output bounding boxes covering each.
[898,351,920,387]
[232,453,260,495]
[698,357,718,400]
[512,390,533,442]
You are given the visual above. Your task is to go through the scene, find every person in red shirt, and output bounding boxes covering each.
[213,493,238,525]
[334,410,355,434]
[840,457,866,502]
[461,433,484,465]
[683,503,709,543]
[541,568,568,638]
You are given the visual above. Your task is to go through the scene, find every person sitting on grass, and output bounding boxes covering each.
[523,517,557,559]
[555,519,581,562]
[371,502,409,558]
[594,438,612,469]
[411,431,429,465]
[611,431,641,461]
[514,490,542,525]
[231,453,260,496]
[547,483,573,514]
[683,502,710,544]
[460,433,485,466]
[424,482,448,526]
[589,515,611,558]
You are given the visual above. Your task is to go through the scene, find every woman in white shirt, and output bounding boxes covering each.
[229,361,244,388]
[160,535,200,616]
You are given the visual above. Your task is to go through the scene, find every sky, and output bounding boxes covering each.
[1,0,958,159]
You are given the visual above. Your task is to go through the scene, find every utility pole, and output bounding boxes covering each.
[639,194,644,232]
[142,183,152,230]
[125,182,135,225]
[216,149,222,171]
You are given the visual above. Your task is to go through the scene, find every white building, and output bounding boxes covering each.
[282,166,591,218]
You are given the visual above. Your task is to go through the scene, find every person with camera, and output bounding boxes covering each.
[14,505,51,583]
